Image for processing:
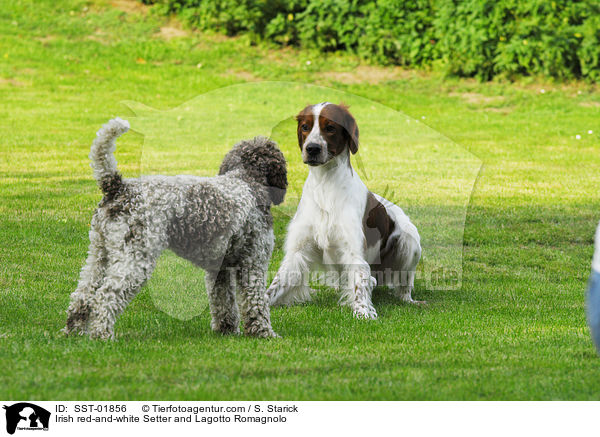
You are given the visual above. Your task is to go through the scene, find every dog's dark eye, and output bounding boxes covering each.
[325,125,336,133]
[301,124,310,132]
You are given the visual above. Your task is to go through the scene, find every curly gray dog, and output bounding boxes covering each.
[64,118,287,339]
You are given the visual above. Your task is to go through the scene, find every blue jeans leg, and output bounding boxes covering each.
[586,269,600,354]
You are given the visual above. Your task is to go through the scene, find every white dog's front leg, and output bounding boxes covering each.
[267,247,319,307]
[338,254,377,319]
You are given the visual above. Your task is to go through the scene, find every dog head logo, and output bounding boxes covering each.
[3,403,50,435]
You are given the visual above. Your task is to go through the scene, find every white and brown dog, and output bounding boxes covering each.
[266,102,423,319]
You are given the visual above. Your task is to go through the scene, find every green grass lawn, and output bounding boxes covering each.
[1,0,600,400]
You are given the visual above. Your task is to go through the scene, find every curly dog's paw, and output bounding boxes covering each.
[244,323,280,338]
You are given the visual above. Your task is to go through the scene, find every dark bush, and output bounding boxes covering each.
[149,0,600,81]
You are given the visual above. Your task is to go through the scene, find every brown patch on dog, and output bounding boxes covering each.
[319,103,359,155]
[363,192,397,270]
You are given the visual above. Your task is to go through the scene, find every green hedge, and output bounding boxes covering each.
[146,0,600,81]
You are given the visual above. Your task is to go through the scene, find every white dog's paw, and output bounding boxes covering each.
[269,286,315,307]
[397,292,427,306]
[353,305,378,320]
[395,287,426,306]
[266,282,284,306]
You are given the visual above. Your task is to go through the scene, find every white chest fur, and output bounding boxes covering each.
[290,153,368,255]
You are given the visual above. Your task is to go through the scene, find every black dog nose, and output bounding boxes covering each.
[305,143,321,156]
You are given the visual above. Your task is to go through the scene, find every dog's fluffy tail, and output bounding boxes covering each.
[89,117,129,197]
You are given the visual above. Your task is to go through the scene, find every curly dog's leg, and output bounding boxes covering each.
[65,219,107,335]
[85,227,163,340]
[85,259,157,340]
[237,260,277,338]
[205,268,240,335]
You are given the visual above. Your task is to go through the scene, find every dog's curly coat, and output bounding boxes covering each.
[64,118,287,339]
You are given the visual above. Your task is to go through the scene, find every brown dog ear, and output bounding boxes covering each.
[340,104,359,154]
[348,120,359,154]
